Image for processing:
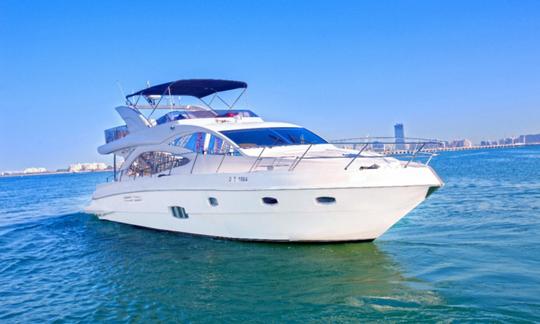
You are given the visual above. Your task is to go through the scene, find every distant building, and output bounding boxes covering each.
[521,134,540,144]
[424,139,442,150]
[0,170,20,176]
[371,141,385,151]
[448,139,473,148]
[496,137,517,145]
[23,167,47,174]
[69,162,109,173]
[504,137,514,145]
[394,123,405,150]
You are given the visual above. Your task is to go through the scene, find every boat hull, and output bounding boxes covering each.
[86,184,437,242]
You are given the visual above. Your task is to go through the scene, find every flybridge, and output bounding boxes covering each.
[105,79,257,143]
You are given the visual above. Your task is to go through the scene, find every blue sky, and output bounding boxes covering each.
[1,0,539,170]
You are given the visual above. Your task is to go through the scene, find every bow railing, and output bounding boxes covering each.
[331,137,444,168]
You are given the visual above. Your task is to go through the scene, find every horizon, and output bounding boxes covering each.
[1,1,539,170]
[4,134,539,173]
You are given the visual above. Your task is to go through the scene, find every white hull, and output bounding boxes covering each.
[86,166,442,242]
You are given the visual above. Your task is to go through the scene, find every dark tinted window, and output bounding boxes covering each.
[262,197,278,205]
[221,127,327,148]
[208,197,219,206]
[316,197,336,204]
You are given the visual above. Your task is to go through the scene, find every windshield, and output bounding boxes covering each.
[221,127,327,148]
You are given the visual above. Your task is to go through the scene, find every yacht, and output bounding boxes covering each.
[86,79,443,242]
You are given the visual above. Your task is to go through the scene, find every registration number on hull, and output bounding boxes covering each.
[228,176,248,183]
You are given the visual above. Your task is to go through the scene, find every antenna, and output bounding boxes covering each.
[116,81,127,103]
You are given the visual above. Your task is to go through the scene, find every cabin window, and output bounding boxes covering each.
[127,152,189,177]
[169,132,237,155]
[262,197,278,205]
[316,196,336,205]
[208,197,219,206]
[220,127,327,149]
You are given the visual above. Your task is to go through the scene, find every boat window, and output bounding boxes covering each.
[316,196,336,204]
[127,152,189,177]
[170,132,237,155]
[208,197,219,206]
[262,197,278,205]
[170,133,206,153]
[156,111,186,125]
[220,127,327,148]
[105,125,129,143]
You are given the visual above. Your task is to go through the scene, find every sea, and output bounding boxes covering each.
[1,146,539,322]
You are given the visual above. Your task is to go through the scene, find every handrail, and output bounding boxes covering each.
[288,144,313,171]
[111,139,442,181]
[249,147,267,173]
[405,143,425,168]
[216,154,226,173]
[333,139,442,169]
[344,143,368,170]
[426,153,437,165]
[190,152,199,174]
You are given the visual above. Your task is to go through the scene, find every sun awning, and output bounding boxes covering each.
[126,79,248,99]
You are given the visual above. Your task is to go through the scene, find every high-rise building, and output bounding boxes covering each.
[394,123,405,150]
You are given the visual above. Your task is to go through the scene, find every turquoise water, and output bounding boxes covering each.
[1,147,540,322]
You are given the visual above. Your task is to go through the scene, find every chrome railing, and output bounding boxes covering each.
[110,138,443,181]
[331,137,444,168]
[332,137,444,168]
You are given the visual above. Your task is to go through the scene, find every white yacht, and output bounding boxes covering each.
[86,79,443,242]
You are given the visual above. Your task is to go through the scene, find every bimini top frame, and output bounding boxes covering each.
[125,79,248,116]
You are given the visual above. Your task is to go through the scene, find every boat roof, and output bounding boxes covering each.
[178,119,300,132]
[126,79,247,100]
[99,118,302,155]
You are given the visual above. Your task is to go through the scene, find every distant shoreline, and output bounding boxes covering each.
[0,169,112,179]
[389,142,540,155]
[427,142,540,152]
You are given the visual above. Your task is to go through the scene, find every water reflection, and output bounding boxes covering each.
[0,213,445,321]
[77,214,443,321]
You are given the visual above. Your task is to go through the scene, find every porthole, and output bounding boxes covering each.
[316,196,336,205]
[208,197,219,207]
[170,206,189,219]
[262,197,278,205]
